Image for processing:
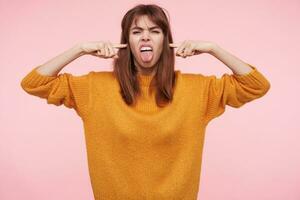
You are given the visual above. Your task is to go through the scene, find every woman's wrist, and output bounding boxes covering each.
[73,43,86,57]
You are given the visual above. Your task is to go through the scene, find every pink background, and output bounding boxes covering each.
[1,0,299,199]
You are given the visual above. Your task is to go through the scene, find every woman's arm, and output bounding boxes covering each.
[208,43,253,75]
[36,44,84,76]
[20,41,126,115]
[170,40,271,123]
[170,40,254,75]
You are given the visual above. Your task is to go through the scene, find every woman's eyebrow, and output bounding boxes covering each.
[131,26,161,30]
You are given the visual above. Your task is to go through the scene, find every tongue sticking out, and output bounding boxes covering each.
[140,51,153,62]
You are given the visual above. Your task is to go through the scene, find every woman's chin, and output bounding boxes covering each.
[138,59,155,67]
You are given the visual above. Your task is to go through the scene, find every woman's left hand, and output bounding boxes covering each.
[169,40,216,58]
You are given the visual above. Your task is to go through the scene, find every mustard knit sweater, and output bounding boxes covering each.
[20,64,270,200]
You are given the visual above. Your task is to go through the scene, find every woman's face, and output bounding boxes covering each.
[129,15,164,74]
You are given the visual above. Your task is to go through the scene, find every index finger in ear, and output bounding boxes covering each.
[113,43,128,49]
[169,43,179,48]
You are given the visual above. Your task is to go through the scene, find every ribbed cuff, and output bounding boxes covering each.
[232,63,270,87]
[21,66,57,87]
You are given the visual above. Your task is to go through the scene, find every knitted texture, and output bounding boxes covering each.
[20,64,270,200]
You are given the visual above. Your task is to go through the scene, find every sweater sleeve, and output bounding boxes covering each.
[203,63,271,124]
[20,66,91,118]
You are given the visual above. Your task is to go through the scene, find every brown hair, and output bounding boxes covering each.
[113,4,176,107]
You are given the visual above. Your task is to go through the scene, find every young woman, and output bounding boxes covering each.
[20,4,271,200]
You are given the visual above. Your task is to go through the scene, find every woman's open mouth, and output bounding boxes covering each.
[139,45,153,62]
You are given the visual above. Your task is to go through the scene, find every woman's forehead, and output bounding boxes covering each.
[131,15,158,29]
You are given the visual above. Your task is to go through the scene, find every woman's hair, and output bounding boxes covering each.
[113,4,176,107]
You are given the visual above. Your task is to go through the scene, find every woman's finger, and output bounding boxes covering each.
[182,43,190,57]
[104,42,109,57]
[113,43,128,49]
[176,41,186,56]
[110,42,119,58]
[101,43,106,57]
[185,43,193,56]
[107,41,115,57]
[169,43,179,48]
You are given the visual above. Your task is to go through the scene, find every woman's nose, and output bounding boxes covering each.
[141,31,150,40]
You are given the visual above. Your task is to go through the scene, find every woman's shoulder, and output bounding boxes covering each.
[89,70,115,79]
[89,71,118,88]
[180,71,207,81]
[91,70,113,75]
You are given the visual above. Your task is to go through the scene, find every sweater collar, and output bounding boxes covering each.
[137,72,156,87]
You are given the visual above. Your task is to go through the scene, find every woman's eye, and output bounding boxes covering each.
[132,31,160,34]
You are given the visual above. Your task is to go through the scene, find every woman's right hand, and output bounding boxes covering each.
[79,41,128,59]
